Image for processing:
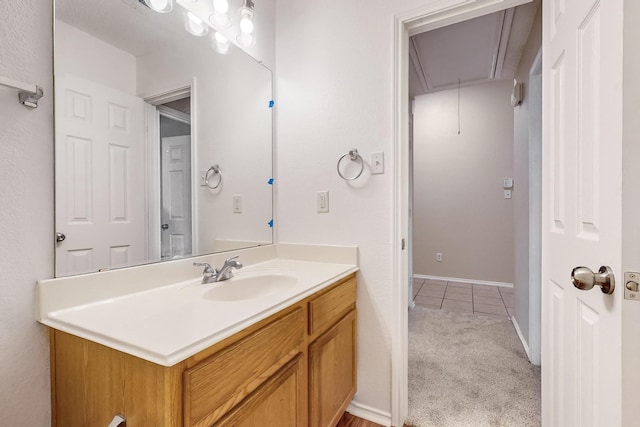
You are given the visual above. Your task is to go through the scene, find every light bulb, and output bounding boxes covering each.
[212,32,231,55]
[145,0,173,13]
[184,11,209,37]
[209,12,231,28]
[213,0,229,14]
[239,7,255,34]
[240,16,254,34]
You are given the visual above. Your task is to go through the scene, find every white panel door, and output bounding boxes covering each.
[160,135,192,259]
[55,74,146,276]
[542,0,623,425]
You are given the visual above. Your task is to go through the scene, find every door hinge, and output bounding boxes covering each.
[401,238,406,250]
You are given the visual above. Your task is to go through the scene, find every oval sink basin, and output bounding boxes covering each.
[203,273,299,302]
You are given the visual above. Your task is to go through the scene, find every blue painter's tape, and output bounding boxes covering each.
[269,100,275,108]
[267,178,274,185]
[268,219,274,228]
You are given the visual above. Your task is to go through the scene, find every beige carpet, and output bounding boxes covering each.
[407,306,541,427]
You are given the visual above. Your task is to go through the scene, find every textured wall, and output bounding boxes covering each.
[0,0,54,425]
[412,80,515,284]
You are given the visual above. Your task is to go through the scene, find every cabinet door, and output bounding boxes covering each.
[215,353,305,427]
[309,310,357,427]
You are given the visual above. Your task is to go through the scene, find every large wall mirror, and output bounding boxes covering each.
[54,0,273,277]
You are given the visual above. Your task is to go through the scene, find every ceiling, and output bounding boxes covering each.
[55,0,203,57]
[409,2,539,98]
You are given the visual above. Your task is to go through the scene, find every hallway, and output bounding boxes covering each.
[413,279,514,318]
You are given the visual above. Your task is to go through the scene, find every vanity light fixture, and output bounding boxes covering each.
[142,0,257,52]
[236,0,256,47]
[184,11,209,36]
[143,0,173,13]
[211,31,232,54]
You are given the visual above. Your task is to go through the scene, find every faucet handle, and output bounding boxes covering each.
[193,262,215,274]
[225,255,242,269]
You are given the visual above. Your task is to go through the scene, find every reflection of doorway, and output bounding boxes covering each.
[144,88,194,262]
[158,101,192,260]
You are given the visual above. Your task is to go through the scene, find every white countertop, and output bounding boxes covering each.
[37,245,358,366]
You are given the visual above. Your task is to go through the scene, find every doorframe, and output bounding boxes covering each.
[391,1,534,424]
[527,47,542,366]
[144,82,196,261]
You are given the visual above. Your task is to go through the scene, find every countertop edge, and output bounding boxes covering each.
[42,266,359,366]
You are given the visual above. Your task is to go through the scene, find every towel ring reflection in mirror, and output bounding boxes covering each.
[337,149,364,181]
[205,164,223,189]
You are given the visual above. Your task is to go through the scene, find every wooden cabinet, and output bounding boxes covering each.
[216,354,305,427]
[309,310,357,427]
[49,273,356,427]
[183,308,305,427]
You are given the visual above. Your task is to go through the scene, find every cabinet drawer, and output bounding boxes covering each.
[183,308,305,427]
[308,276,356,336]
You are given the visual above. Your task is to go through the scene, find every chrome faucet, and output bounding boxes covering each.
[216,256,243,281]
[193,256,243,284]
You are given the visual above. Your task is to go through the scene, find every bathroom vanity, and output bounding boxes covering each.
[38,245,358,427]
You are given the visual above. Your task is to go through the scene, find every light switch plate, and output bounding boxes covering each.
[371,152,384,174]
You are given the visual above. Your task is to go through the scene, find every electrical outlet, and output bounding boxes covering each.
[504,189,512,199]
[436,252,443,262]
[317,191,329,213]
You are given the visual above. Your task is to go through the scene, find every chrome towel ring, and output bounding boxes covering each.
[337,149,364,181]
[205,164,222,189]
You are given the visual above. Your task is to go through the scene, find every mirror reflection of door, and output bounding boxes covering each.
[54,74,146,276]
[158,103,192,260]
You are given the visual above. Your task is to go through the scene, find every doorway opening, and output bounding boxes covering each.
[402,3,542,425]
[144,87,195,263]
[158,98,193,260]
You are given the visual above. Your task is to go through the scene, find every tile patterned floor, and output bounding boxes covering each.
[412,278,514,319]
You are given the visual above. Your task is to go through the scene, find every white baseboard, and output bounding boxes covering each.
[414,274,514,288]
[511,316,532,362]
[346,401,391,426]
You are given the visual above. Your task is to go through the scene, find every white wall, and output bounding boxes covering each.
[412,80,515,283]
[0,0,53,425]
[275,0,460,416]
[512,5,541,348]
[55,20,137,95]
